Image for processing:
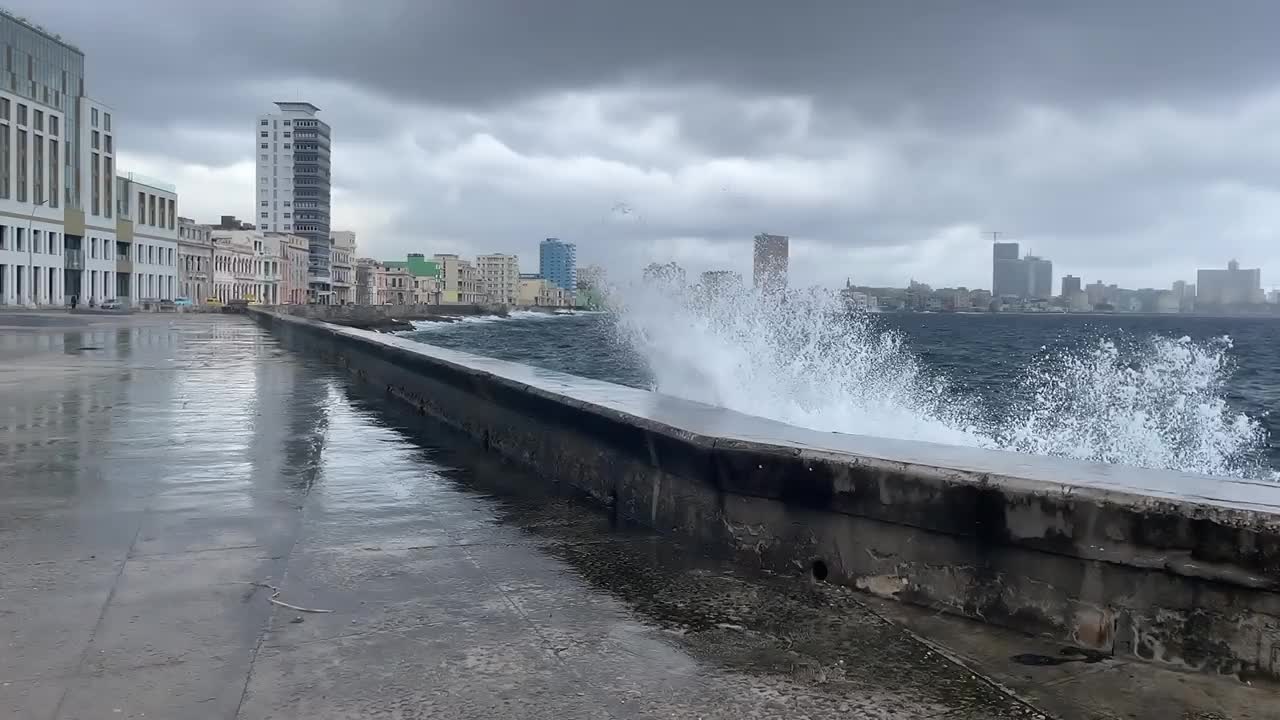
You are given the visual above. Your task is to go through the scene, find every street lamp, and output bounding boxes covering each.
[26,198,49,308]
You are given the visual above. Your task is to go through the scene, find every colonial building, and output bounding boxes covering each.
[177,216,213,303]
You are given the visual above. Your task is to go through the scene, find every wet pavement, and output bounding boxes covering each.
[0,313,1269,719]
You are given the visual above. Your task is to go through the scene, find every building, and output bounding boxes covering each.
[477,253,520,304]
[752,233,788,295]
[1197,260,1263,307]
[280,233,309,304]
[1172,280,1196,312]
[211,229,257,304]
[355,257,381,305]
[538,238,576,292]
[992,242,1025,298]
[1025,256,1053,299]
[381,253,442,304]
[517,273,571,307]
[1061,274,1082,297]
[329,230,356,304]
[432,253,482,304]
[251,233,283,305]
[1086,281,1118,308]
[177,216,213,303]
[0,14,82,307]
[384,263,413,304]
[116,173,178,303]
[700,270,743,297]
[256,101,331,302]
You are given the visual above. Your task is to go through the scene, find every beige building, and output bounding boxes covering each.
[177,217,214,303]
[518,275,571,307]
[432,253,482,304]
[280,233,309,305]
[330,230,356,304]
[385,264,413,304]
[477,253,520,305]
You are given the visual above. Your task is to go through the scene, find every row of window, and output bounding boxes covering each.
[0,98,61,136]
[135,191,176,230]
[0,122,61,207]
[86,237,174,266]
[0,225,61,254]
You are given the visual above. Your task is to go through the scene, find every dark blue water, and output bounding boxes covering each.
[404,312,1280,472]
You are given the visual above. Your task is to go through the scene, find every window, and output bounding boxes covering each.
[138,191,145,221]
[91,130,99,150]
[282,201,291,207]
[259,131,268,138]
[283,132,291,138]
[91,237,98,258]
[260,201,268,207]
[283,225,291,231]
[283,144,290,149]
[260,178,268,185]
[104,135,112,153]
[260,154,268,161]
[148,195,156,226]
[47,139,57,208]
[283,120,291,126]
[283,213,291,218]
[17,103,26,125]
[103,157,112,217]
[48,115,57,136]
[91,107,98,127]
[104,113,111,132]
[0,98,7,121]
[260,212,268,218]
[16,129,26,202]
[33,109,41,131]
[260,224,268,230]
[260,143,267,149]
[260,119,268,126]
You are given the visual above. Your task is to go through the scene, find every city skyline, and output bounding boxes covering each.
[11,2,1280,293]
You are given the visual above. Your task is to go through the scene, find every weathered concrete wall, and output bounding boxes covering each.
[251,308,1280,680]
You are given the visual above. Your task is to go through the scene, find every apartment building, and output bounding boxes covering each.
[432,253,482,304]
[477,253,519,305]
[255,101,331,302]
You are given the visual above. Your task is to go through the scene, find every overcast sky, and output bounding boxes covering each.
[15,1,1280,289]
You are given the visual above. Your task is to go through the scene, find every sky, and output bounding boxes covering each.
[13,1,1280,290]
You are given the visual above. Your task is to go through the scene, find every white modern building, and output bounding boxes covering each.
[330,230,356,304]
[478,253,520,305]
[256,101,331,302]
[0,13,180,308]
[117,173,178,302]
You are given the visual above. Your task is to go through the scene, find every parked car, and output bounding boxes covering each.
[100,299,122,311]
[174,297,194,307]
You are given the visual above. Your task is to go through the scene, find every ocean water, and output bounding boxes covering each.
[402,294,1280,480]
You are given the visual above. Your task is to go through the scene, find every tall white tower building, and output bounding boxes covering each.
[255,102,331,302]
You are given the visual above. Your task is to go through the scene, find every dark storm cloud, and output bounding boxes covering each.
[10,0,1280,287]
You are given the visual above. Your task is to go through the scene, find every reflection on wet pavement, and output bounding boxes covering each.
[0,314,1044,718]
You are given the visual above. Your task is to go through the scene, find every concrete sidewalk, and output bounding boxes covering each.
[0,314,1268,718]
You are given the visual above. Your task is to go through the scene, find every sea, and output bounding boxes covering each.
[400,287,1280,481]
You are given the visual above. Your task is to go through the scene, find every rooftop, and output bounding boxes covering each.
[274,101,321,115]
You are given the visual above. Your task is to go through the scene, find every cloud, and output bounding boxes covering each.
[12,0,1280,289]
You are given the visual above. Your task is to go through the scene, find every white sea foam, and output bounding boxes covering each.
[613,282,1274,480]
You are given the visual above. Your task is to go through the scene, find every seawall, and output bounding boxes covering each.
[250,308,1280,680]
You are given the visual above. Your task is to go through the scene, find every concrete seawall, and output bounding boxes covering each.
[251,308,1280,680]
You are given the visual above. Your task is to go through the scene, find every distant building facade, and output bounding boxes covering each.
[991,242,1023,298]
[1025,256,1053,299]
[177,217,213,303]
[1061,275,1082,297]
[330,230,356,304]
[433,253,482,304]
[753,233,788,295]
[518,273,571,307]
[1197,260,1262,307]
[539,238,576,292]
[478,253,520,305]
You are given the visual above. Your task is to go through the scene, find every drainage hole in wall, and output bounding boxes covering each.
[810,559,829,582]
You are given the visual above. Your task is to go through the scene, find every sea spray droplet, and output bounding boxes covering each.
[613,282,1274,480]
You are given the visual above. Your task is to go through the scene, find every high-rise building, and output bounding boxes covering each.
[753,233,788,295]
[1061,275,1082,297]
[478,253,520,305]
[255,102,330,302]
[539,238,576,291]
[1197,260,1263,307]
[1025,256,1053,299]
[991,242,1025,298]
